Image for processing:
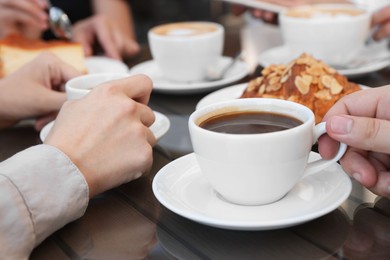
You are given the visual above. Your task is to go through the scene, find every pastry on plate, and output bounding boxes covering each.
[241,53,361,123]
[0,34,86,77]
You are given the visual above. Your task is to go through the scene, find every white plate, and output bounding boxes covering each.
[196,83,247,110]
[129,57,249,94]
[152,152,352,231]
[85,56,129,74]
[218,0,285,13]
[40,111,170,142]
[259,43,390,78]
[196,83,369,110]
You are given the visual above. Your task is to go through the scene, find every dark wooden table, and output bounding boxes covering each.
[2,25,389,259]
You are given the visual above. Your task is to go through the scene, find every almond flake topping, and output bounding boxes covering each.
[330,79,343,94]
[295,75,310,94]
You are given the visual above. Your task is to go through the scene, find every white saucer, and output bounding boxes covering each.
[259,43,390,78]
[85,56,129,74]
[196,83,369,110]
[152,152,352,231]
[40,111,170,142]
[129,57,249,94]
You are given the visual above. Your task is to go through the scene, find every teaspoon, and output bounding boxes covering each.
[206,51,243,81]
[47,0,73,40]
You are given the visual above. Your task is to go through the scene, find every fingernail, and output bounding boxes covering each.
[330,116,353,134]
[352,173,361,182]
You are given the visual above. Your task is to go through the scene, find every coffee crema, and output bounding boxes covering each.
[151,22,218,37]
[198,111,303,134]
[285,7,365,19]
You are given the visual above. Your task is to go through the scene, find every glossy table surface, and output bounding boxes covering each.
[2,24,390,259]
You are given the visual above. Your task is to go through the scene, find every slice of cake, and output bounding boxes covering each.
[241,53,361,123]
[0,35,86,77]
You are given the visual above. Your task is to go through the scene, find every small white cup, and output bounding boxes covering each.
[189,98,347,206]
[148,21,224,82]
[65,73,129,100]
[279,4,371,66]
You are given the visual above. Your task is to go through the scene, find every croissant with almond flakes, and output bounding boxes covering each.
[240,53,361,123]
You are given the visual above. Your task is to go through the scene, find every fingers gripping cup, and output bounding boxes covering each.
[65,73,129,100]
[189,98,347,206]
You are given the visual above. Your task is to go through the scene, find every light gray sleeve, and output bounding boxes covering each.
[0,144,89,259]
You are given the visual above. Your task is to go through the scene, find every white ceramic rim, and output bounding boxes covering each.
[189,98,315,138]
[148,21,224,40]
[280,4,371,23]
[65,73,130,99]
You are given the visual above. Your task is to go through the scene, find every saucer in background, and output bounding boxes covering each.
[129,57,249,94]
[259,42,390,79]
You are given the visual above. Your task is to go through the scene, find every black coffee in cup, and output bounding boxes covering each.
[198,111,303,134]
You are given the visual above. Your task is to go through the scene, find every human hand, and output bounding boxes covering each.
[231,1,311,24]
[372,5,390,41]
[0,52,82,130]
[318,86,390,198]
[0,0,48,39]
[45,75,156,198]
[73,15,140,60]
[231,4,278,24]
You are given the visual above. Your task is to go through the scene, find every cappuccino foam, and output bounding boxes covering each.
[151,22,218,37]
[285,6,365,20]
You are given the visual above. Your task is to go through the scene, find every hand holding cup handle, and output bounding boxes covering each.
[303,122,347,177]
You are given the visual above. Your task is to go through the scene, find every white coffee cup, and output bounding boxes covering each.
[279,4,371,66]
[189,98,347,206]
[148,21,224,82]
[65,73,129,100]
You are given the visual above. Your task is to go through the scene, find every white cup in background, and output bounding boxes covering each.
[189,98,347,206]
[65,73,129,100]
[148,21,224,82]
[279,4,371,66]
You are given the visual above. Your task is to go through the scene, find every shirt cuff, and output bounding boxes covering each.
[0,144,89,246]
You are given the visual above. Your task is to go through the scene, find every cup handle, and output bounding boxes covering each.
[303,122,347,178]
